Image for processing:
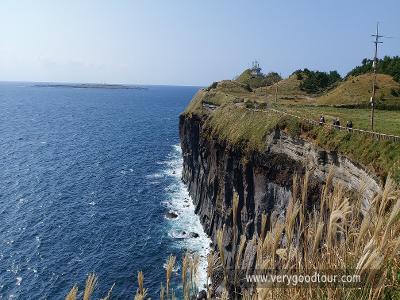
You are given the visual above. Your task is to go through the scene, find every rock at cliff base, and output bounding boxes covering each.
[189,232,199,238]
[197,290,207,299]
[165,211,178,219]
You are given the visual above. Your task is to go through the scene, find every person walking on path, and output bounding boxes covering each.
[319,115,325,126]
[332,118,339,129]
[346,120,353,132]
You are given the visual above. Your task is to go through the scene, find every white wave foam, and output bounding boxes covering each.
[145,173,164,179]
[160,144,211,289]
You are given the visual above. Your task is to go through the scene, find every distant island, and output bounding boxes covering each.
[34,83,148,90]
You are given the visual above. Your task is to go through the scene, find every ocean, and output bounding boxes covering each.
[0,83,210,299]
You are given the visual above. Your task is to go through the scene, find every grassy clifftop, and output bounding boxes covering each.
[182,80,400,182]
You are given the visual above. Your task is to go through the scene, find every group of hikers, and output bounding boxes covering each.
[319,115,353,131]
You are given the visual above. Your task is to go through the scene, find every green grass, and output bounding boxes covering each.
[205,105,281,152]
[278,105,400,136]
[306,123,400,182]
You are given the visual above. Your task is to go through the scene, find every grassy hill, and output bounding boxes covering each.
[254,74,319,103]
[254,69,342,102]
[316,73,400,106]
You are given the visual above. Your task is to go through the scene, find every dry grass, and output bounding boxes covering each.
[189,254,200,295]
[233,191,240,242]
[207,250,223,298]
[65,253,204,299]
[83,274,97,300]
[65,285,78,300]
[134,271,147,300]
[171,288,176,300]
[221,289,229,300]
[260,212,267,241]
[182,253,189,298]
[217,225,228,289]
[65,274,117,300]
[245,172,400,299]
[165,254,176,298]
[159,282,165,300]
[100,283,114,300]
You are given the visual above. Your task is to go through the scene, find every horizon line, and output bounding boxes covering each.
[0,80,205,89]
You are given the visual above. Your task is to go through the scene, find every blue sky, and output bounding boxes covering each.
[0,0,399,86]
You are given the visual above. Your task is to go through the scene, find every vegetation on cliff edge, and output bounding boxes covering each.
[182,80,400,182]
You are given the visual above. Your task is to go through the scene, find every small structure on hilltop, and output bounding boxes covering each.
[250,60,262,77]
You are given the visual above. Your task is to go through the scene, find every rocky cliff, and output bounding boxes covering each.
[179,110,382,283]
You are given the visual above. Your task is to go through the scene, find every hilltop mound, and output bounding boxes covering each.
[255,74,311,100]
[254,69,341,102]
[236,69,281,89]
[316,73,400,106]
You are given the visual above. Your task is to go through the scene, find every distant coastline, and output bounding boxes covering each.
[34,83,148,90]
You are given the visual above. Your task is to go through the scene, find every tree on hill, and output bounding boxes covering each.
[297,69,342,94]
[346,56,400,82]
[236,69,282,89]
[264,72,282,86]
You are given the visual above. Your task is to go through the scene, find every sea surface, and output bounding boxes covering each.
[0,83,210,299]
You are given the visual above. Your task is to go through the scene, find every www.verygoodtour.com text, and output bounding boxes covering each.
[246,272,360,287]
[230,269,382,288]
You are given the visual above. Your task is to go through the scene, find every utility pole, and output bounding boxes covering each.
[369,24,393,130]
[370,23,383,131]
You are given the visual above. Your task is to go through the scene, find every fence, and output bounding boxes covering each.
[253,107,400,143]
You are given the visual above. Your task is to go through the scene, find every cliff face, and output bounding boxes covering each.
[179,113,381,273]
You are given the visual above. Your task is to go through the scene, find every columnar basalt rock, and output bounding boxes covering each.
[179,113,381,277]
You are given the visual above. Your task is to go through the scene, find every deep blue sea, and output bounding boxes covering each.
[0,83,210,299]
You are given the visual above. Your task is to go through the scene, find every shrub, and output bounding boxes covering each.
[347,56,400,82]
[299,70,342,94]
